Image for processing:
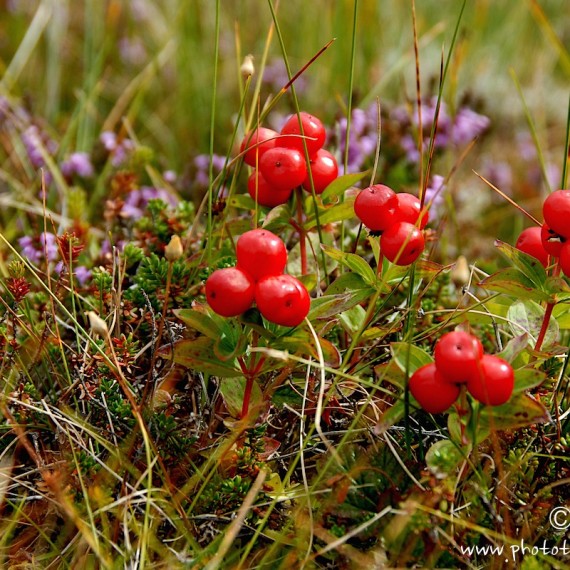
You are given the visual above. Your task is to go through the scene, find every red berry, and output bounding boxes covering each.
[240,127,278,167]
[380,221,425,266]
[540,223,565,258]
[393,193,429,229]
[543,189,570,239]
[559,242,570,277]
[255,274,310,327]
[279,112,326,156]
[236,229,288,282]
[302,149,338,194]
[434,331,484,384]
[205,267,255,317]
[466,354,514,406]
[247,171,292,207]
[354,184,398,232]
[515,226,549,267]
[259,147,307,192]
[409,363,460,414]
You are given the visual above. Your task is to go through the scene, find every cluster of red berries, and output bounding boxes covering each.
[515,188,570,274]
[353,184,428,266]
[240,112,338,207]
[409,331,514,414]
[205,229,310,327]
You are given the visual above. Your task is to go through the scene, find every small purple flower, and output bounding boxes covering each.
[74,266,92,285]
[118,36,147,66]
[100,131,134,167]
[483,159,513,194]
[424,175,446,219]
[262,59,307,92]
[120,186,179,220]
[39,232,59,261]
[18,232,59,265]
[163,170,177,184]
[452,108,490,146]
[193,154,226,188]
[22,125,47,169]
[61,152,94,179]
[19,236,41,264]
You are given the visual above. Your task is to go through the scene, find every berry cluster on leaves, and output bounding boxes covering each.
[515,188,570,273]
[241,112,339,207]
[409,330,514,414]
[353,183,428,266]
[205,229,310,327]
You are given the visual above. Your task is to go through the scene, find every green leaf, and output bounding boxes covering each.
[507,300,559,348]
[512,367,547,394]
[274,331,341,367]
[390,342,433,375]
[425,439,467,478]
[374,400,406,434]
[479,268,551,303]
[383,259,443,285]
[495,239,548,290]
[497,333,529,363]
[304,199,355,231]
[214,319,247,361]
[174,307,222,340]
[320,171,369,204]
[158,337,241,377]
[321,244,377,286]
[219,377,263,417]
[325,272,367,294]
[308,288,374,320]
[479,393,550,430]
[339,304,366,335]
[261,203,292,233]
[228,194,257,210]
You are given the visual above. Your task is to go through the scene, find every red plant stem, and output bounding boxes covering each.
[534,301,554,353]
[295,187,308,275]
[535,260,561,353]
[241,374,255,419]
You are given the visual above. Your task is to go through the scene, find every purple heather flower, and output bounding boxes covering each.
[61,152,94,179]
[163,170,177,184]
[424,175,446,219]
[483,159,513,194]
[262,59,307,92]
[19,232,59,265]
[193,154,226,188]
[100,131,134,167]
[452,108,490,146]
[121,186,179,220]
[74,266,92,285]
[118,36,147,66]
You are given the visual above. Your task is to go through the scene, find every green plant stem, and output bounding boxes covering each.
[295,187,308,275]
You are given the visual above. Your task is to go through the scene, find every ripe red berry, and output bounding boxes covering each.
[380,221,425,266]
[559,242,570,277]
[302,149,338,194]
[409,363,460,414]
[515,226,549,267]
[236,228,288,282]
[279,112,326,156]
[205,267,255,317]
[543,189,570,239]
[240,127,278,167]
[434,331,484,384]
[259,147,307,192]
[392,193,429,229]
[354,184,398,232]
[247,171,292,208]
[540,223,565,258]
[255,274,310,327]
[466,354,514,406]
